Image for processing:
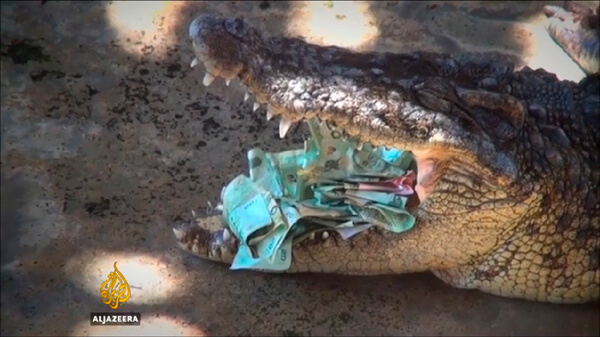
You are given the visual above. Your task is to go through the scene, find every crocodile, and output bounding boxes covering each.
[175,4,600,304]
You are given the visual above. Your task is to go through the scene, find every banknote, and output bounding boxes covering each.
[311,185,409,211]
[230,234,293,271]
[248,148,284,198]
[379,147,415,168]
[222,173,293,262]
[313,179,413,196]
[249,146,317,201]
[336,224,373,240]
[344,190,408,208]
[309,216,368,226]
[303,118,412,178]
[254,197,296,260]
[310,180,415,233]
[266,148,312,200]
[221,117,418,271]
[287,197,351,218]
[356,203,415,233]
[222,175,274,244]
[245,149,314,259]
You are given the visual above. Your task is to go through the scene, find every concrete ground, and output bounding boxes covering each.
[1,1,598,336]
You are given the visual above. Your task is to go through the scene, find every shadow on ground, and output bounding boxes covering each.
[1,1,598,336]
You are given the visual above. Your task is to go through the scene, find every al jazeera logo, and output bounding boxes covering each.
[90,262,141,326]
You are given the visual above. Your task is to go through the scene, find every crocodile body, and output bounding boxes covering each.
[176,6,600,304]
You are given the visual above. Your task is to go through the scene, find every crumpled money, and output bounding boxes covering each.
[221,118,416,271]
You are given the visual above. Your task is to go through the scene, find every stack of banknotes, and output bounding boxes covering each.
[221,118,417,271]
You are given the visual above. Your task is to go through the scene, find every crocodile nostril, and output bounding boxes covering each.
[225,17,245,36]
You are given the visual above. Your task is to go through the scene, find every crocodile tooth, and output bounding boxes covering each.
[322,231,329,239]
[253,102,260,111]
[215,203,223,211]
[222,228,231,241]
[244,92,250,102]
[356,142,364,151]
[266,106,275,121]
[190,58,199,68]
[191,209,196,218]
[309,232,316,240]
[279,118,294,139]
[225,78,231,86]
[173,227,184,240]
[203,73,215,86]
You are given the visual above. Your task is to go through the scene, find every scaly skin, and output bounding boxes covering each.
[176,9,600,304]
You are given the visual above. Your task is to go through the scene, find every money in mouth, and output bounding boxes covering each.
[174,15,446,271]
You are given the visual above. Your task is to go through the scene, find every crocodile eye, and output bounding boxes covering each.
[415,125,429,138]
[225,17,245,37]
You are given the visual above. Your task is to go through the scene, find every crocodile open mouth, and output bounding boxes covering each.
[205,76,434,218]
[197,66,437,212]
[177,13,536,274]
[186,14,462,216]
[186,13,529,243]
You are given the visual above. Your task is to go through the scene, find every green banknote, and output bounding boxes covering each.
[254,197,296,261]
[231,234,293,271]
[300,119,410,180]
[223,175,273,244]
[266,148,312,200]
[248,148,284,198]
[221,117,417,271]
[222,175,293,269]
[355,203,415,233]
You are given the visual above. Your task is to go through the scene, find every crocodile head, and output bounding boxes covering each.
[178,14,599,304]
